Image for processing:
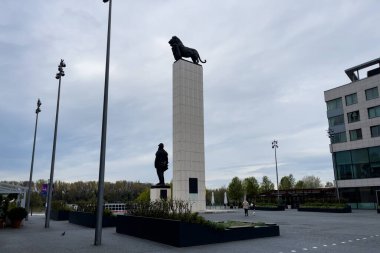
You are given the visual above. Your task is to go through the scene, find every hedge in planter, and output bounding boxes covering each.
[298,202,352,213]
[51,210,70,220]
[50,201,71,221]
[69,209,116,228]
[116,200,280,247]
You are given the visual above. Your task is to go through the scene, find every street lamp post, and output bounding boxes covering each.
[45,59,66,228]
[272,140,280,204]
[95,0,112,246]
[327,129,340,202]
[26,99,42,221]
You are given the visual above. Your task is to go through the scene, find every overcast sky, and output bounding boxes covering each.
[1,0,380,189]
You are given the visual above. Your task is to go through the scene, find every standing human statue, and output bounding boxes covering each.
[154,143,168,186]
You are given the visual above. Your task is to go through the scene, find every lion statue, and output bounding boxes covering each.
[169,36,206,64]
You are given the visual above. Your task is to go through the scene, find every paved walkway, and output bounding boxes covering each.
[0,209,379,253]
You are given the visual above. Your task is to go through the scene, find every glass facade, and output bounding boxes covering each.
[334,146,380,180]
[370,125,380,137]
[369,146,380,178]
[340,187,380,209]
[349,129,362,141]
[332,131,347,143]
[326,97,342,111]
[335,151,353,179]
[325,64,380,210]
[368,105,380,119]
[365,87,379,100]
[347,111,360,123]
[345,93,357,106]
[328,114,344,127]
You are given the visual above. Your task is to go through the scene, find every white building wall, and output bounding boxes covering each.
[172,60,206,212]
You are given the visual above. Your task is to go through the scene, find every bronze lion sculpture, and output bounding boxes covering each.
[169,36,206,64]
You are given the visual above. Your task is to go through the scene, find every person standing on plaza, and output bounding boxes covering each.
[243,200,249,216]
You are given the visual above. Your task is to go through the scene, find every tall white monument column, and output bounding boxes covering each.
[172,59,206,212]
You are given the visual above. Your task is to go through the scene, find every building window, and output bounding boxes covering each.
[370,125,380,137]
[332,131,347,143]
[365,87,379,100]
[351,149,370,179]
[335,147,380,180]
[368,105,380,119]
[345,93,358,106]
[349,129,362,141]
[369,147,380,178]
[335,151,353,179]
[326,97,342,111]
[328,114,344,127]
[347,111,360,123]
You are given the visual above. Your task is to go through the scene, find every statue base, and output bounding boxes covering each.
[150,185,171,201]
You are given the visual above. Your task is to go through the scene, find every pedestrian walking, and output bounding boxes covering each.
[243,200,249,216]
[251,202,256,215]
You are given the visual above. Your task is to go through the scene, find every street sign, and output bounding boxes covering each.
[41,183,48,196]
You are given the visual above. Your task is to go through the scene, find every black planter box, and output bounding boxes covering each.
[69,211,116,228]
[50,210,70,221]
[377,209,380,214]
[255,206,285,211]
[116,215,279,247]
[298,206,352,213]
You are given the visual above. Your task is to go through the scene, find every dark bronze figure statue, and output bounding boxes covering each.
[155,143,168,186]
[169,36,206,64]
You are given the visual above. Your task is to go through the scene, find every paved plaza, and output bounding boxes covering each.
[0,209,379,253]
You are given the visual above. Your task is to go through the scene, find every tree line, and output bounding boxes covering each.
[1,180,150,207]
[206,175,333,206]
[3,174,333,208]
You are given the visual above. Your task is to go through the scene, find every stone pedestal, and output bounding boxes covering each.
[172,59,206,212]
[150,185,171,201]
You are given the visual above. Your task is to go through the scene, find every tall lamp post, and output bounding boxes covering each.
[327,129,340,202]
[272,140,280,204]
[26,99,42,221]
[95,0,112,246]
[45,59,66,228]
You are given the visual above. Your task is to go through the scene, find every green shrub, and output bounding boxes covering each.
[0,198,8,218]
[135,188,150,202]
[7,207,28,220]
[299,202,348,209]
[103,208,113,217]
[51,200,71,211]
[75,201,96,213]
[7,201,17,211]
[256,203,279,208]
[73,201,114,216]
[127,200,224,230]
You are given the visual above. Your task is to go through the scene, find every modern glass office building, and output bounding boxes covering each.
[324,58,380,209]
